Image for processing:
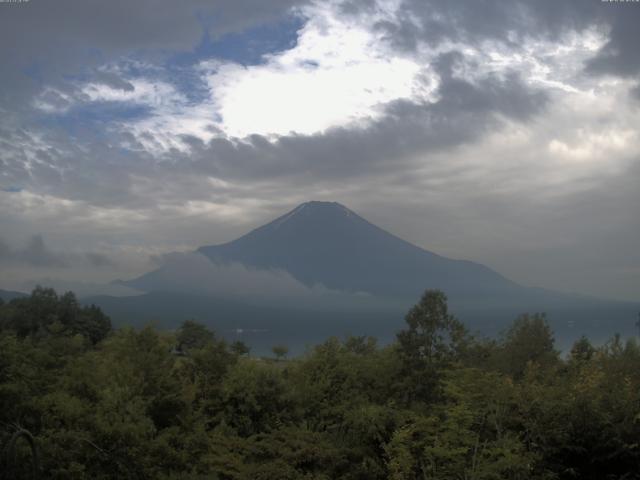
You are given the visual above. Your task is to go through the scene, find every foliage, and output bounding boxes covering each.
[1,287,639,479]
[396,290,468,404]
[497,313,559,379]
[271,345,289,361]
[177,320,215,352]
[0,286,111,345]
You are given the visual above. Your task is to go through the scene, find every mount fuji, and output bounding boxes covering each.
[92,201,638,353]
[125,201,519,301]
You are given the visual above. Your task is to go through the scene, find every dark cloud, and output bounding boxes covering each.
[15,235,67,267]
[362,0,601,52]
[0,0,307,112]
[586,5,640,77]
[430,51,548,122]
[0,0,305,63]
[0,235,117,269]
[356,1,640,82]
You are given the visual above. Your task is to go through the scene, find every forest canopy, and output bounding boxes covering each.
[1,288,639,479]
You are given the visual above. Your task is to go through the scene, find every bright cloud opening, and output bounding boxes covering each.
[202,3,432,138]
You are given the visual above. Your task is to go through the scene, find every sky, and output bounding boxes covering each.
[0,0,639,301]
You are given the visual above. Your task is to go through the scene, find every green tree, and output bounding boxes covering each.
[177,319,214,352]
[499,313,558,379]
[231,340,250,357]
[272,345,288,361]
[386,368,536,479]
[396,290,467,403]
[220,359,291,436]
[569,335,595,363]
[0,287,111,344]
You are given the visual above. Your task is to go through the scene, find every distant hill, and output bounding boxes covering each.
[0,289,28,302]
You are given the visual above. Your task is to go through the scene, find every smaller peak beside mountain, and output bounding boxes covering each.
[0,289,28,302]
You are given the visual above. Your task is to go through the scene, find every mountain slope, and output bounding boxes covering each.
[194,201,517,299]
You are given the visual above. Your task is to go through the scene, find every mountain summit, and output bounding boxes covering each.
[193,201,516,299]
